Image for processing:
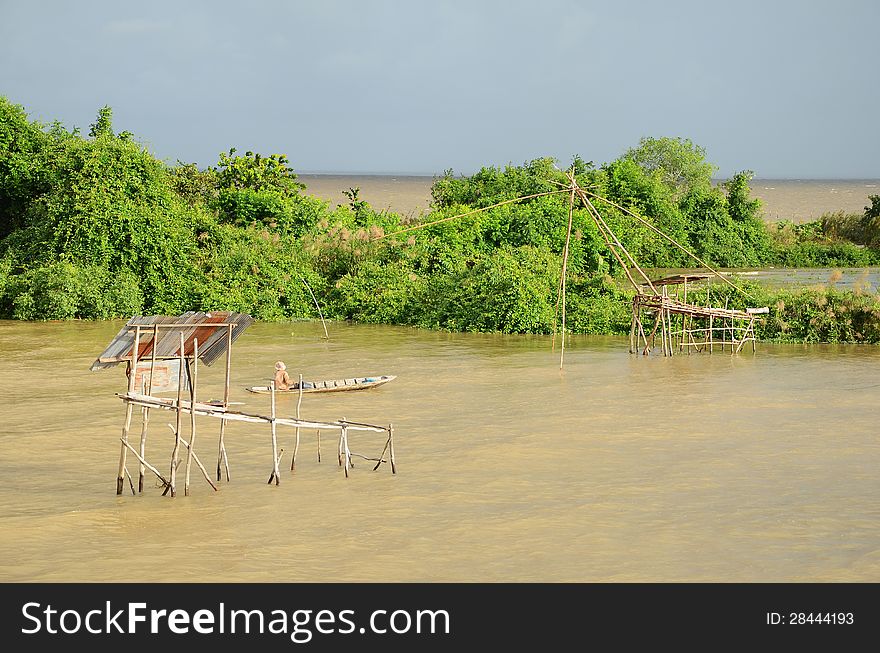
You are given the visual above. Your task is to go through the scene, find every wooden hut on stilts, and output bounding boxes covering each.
[91,311,396,497]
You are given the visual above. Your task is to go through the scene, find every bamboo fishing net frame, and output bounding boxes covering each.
[371,168,767,365]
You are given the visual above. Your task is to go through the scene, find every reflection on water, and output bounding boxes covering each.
[0,320,878,582]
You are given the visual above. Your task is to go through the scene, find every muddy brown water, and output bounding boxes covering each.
[1,319,878,582]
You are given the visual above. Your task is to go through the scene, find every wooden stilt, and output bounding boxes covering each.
[217,323,233,482]
[659,295,668,356]
[268,381,280,485]
[338,424,344,467]
[558,177,576,370]
[117,326,141,494]
[184,338,198,496]
[140,324,158,493]
[124,465,136,495]
[291,373,303,471]
[644,310,662,355]
[372,432,391,471]
[342,424,350,478]
[682,278,688,354]
[120,438,170,490]
[751,317,757,352]
[388,423,397,474]
[316,429,322,463]
[629,298,637,354]
[709,314,714,353]
[137,378,149,493]
[165,424,217,491]
[169,332,184,497]
[722,298,729,351]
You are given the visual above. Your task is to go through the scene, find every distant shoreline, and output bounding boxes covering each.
[297,174,879,223]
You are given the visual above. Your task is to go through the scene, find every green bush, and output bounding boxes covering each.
[1,262,143,320]
[329,259,424,324]
[426,246,561,333]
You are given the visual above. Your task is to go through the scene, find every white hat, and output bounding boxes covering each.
[275,361,286,371]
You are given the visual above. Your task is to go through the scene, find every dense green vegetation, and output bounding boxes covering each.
[2,98,879,342]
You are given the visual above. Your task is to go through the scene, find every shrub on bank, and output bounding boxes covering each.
[1,97,879,345]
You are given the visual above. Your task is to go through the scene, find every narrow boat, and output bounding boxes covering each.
[246,375,396,394]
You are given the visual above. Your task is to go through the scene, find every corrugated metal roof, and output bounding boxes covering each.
[90,311,255,371]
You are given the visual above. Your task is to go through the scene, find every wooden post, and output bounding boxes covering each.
[268,381,280,485]
[124,465,135,495]
[751,317,757,352]
[167,425,217,491]
[217,324,233,482]
[169,331,185,497]
[184,338,198,496]
[338,421,344,467]
[117,325,141,494]
[120,437,170,490]
[137,377,149,493]
[644,309,662,355]
[138,324,158,492]
[722,298,729,351]
[388,423,397,474]
[291,373,303,470]
[659,291,668,357]
[559,179,576,370]
[316,429,322,463]
[709,314,714,353]
[682,278,688,354]
[342,424,350,478]
[629,298,637,354]
[148,324,158,395]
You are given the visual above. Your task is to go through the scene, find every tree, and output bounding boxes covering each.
[215,148,304,196]
[88,105,114,139]
[622,136,717,198]
[861,194,880,248]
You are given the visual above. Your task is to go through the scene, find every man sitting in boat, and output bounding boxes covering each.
[274,361,292,390]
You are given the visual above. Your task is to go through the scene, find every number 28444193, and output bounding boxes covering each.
[767,613,854,625]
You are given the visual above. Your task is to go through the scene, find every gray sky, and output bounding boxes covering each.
[2,0,878,178]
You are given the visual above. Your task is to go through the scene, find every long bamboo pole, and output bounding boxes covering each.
[117,325,140,495]
[169,332,184,497]
[629,298,637,354]
[268,381,280,485]
[138,324,158,492]
[166,425,217,491]
[372,433,392,471]
[184,338,198,496]
[217,324,233,482]
[124,465,135,495]
[291,373,303,471]
[584,190,751,298]
[579,192,657,294]
[120,438,170,489]
[298,273,329,339]
[388,424,397,474]
[342,424,350,478]
[558,176,576,370]
[137,377,149,493]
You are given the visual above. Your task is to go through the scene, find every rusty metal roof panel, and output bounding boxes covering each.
[90,312,254,371]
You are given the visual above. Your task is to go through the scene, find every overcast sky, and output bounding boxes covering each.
[1,0,878,178]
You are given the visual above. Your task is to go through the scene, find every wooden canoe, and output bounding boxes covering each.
[246,375,396,395]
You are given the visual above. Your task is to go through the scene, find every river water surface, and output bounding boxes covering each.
[1,319,878,582]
